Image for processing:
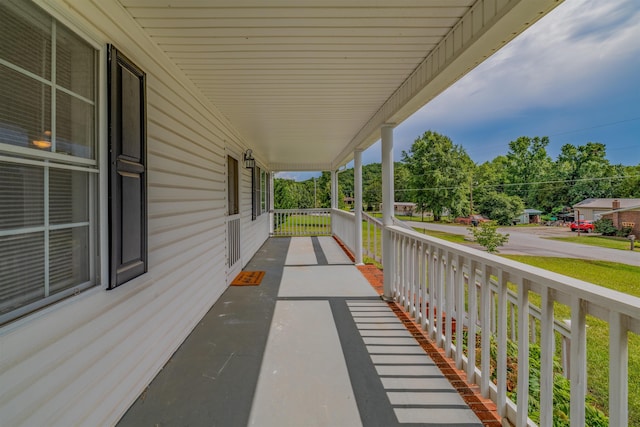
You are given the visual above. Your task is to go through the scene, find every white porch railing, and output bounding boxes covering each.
[331,218,639,427]
[362,212,383,264]
[331,209,356,252]
[271,209,331,236]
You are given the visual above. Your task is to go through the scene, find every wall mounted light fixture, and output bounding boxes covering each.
[243,149,255,169]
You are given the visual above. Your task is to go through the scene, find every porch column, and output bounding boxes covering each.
[381,124,395,300]
[331,170,338,209]
[269,172,275,233]
[354,149,363,265]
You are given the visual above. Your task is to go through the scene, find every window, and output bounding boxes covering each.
[227,156,239,215]
[260,169,268,213]
[252,166,262,220]
[0,1,98,322]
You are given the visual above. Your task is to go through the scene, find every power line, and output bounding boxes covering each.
[391,174,640,193]
[548,117,640,137]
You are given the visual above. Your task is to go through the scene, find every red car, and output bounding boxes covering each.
[455,215,490,225]
[570,220,594,232]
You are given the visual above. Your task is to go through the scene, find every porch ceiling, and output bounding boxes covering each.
[119,0,562,171]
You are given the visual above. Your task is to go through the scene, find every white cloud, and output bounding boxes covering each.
[275,171,321,181]
[409,0,640,127]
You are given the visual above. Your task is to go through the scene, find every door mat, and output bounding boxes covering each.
[231,271,265,286]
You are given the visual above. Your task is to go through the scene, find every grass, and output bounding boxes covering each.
[501,255,640,424]
[413,227,469,244]
[548,235,640,250]
[273,214,331,235]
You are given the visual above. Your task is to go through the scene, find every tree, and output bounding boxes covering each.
[394,162,412,203]
[612,164,640,198]
[504,136,553,208]
[553,142,616,206]
[468,222,509,253]
[402,131,473,221]
[363,180,381,211]
[476,190,524,225]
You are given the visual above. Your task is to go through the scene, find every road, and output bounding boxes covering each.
[404,220,640,266]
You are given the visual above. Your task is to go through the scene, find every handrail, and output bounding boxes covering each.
[361,212,383,264]
[271,208,331,236]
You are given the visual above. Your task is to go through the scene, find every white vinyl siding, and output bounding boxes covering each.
[0,1,270,426]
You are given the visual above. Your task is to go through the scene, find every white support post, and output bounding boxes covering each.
[354,149,363,265]
[331,170,338,209]
[381,124,395,300]
[269,172,275,234]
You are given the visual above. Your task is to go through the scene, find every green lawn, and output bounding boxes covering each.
[273,214,331,235]
[548,235,640,250]
[413,227,469,244]
[502,255,640,424]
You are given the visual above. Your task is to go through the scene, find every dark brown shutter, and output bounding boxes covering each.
[107,45,147,289]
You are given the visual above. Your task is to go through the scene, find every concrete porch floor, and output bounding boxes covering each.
[118,237,489,427]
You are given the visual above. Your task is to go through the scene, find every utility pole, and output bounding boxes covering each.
[469,178,474,215]
[314,177,317,208]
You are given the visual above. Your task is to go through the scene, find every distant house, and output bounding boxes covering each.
[378,202,417,215]
[517,208,543,224]
[393,202,416,216]
[572,198,640,221]
[600,204,640,238]
[343,196,354,207]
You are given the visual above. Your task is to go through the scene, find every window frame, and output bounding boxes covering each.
[0,1,103,325]
[227,154,239,216]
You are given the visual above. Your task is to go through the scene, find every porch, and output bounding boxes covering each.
[118,236,490,426]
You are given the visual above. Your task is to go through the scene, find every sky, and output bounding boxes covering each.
[278,0,640,181]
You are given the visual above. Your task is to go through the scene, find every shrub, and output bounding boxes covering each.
[617,226,633,238]
[468,221,509,253]
[473,332,609,426]
[593,218,617,236]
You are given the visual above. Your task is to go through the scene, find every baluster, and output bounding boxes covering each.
[427,247,436,339]
[530,316,537,345]
[466,261,478,384]
[609,311,628,427]
[435,249,445,348]
[516,277,529,427]
[569,297,587,426]
[414,240,420,317]
[539,286,554,427]
[455,254,465,370]
[480,264,491,398]
[496,269,508,418]
[420,243,427,329]
[511,301,517,342]
[444,252,455,358]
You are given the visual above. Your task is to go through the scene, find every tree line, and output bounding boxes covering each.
[275,131,640,224]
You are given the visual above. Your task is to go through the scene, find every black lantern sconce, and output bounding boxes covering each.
[244,149,255,169]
